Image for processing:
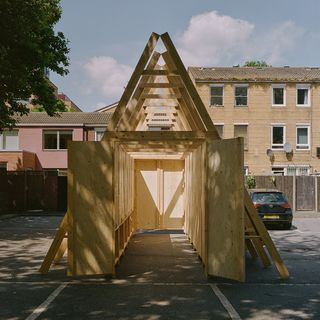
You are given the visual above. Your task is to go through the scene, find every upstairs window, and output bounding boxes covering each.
[0,130,19,150]
[43,131,72,150]
[95,129,106,141]
[234,124,248,150]
[271,125,285,149]
[234,85,248,106]
[210,85,224,106]
[296,84,310,106]
[296,125,310,150]
[272,84,286,106]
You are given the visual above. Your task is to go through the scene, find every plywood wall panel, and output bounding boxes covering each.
[206,138,245,281]
[68,141,114,276]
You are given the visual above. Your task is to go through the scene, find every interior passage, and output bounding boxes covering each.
[115,230,207,284]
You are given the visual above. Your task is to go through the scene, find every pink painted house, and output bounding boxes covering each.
[0,112,112,172]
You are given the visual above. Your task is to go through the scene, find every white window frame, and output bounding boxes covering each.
[234,84,248,107]
[213,122,224,139]
[0,130,19,151]
[210,84,224,107]
[296,124,310,150]
[271,166,286,176]
[296,84,311,107]
[286,165,310,176]
[272,84,286,107]
[94,128,106,141]
[271,124,286,149]
[43,130,73,150]
[234,123,249,150]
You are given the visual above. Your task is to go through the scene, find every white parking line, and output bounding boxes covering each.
[210,284,241,320]
[294,229,320,234]
[25,283,67,320]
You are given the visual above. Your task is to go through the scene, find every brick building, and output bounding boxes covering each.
[189,66,320,175]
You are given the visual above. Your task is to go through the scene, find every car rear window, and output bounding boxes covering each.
[252,192,287,203]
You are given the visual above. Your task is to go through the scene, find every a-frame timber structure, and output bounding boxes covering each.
[40,32,289,282]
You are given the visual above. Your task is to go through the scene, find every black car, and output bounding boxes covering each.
[249,189,293,229]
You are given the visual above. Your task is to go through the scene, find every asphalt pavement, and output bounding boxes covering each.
[0,213,319,320]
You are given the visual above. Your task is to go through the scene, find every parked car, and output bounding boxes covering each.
[249,189,293,229]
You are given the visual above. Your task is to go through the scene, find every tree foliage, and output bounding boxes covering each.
[243,60,271,67]
[0,0,69,129]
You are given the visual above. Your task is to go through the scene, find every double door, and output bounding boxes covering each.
[135,160,184,229]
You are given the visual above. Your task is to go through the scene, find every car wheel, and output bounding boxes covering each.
[283,223,292,230]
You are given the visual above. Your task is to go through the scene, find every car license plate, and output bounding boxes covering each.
[263,215,280,219]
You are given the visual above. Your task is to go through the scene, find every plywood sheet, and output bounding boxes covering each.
[68,141,114,276]
[206,138,245,281]
[162,160,185,229]
[135,160,159,229]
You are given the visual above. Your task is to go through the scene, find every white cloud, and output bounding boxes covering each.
[84,56,133,98]
[177,11,305,66]
[256,21,305,65]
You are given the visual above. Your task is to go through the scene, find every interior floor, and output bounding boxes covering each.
[115,230,206,283]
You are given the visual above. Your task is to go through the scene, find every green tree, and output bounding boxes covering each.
[32,100,67,112]
[243,60,271,67]
[0,0,69,129]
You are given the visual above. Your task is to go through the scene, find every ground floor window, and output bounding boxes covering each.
[272,166,309,176]
[272,167,285,176]
[287,166,309,176]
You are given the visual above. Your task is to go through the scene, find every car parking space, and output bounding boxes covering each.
[0,214,319,320]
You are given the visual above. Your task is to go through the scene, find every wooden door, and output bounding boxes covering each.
[162,161,185,229]
[135,160,159,229]
[135,160,185,229]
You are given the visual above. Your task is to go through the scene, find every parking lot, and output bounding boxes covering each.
[0,214,319,320]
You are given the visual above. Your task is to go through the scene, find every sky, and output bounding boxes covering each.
[51,0,320,111]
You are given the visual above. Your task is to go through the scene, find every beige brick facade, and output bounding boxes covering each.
[193,80,320,175]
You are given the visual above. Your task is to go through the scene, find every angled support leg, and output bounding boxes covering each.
[39,214,68,274]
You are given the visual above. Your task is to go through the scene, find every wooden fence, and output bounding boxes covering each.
[0,171,67,213]
[253,175,320,212]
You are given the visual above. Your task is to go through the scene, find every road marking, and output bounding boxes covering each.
[294,229,320,234]
[25,283,67,320]
[210,284,241,320]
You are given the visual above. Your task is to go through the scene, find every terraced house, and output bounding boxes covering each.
[189,67,320,176]
[0,112,111,172]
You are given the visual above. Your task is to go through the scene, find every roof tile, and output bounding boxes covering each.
[189,67,320,82]
[15,112,112,125]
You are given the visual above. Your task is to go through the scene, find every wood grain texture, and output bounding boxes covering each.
[206,138,245,281]
[68,141,114,276]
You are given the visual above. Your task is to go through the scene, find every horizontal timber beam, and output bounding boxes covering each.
[142,70,179,76]
[141,94,181,99]
[139,83,182,88]
[103,131,218,140]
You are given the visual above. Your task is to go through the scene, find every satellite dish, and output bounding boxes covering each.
[284,142,292,153]
[266,149,274,157]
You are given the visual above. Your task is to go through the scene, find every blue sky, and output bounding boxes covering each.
[51,0,320,111]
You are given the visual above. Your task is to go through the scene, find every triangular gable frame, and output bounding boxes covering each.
[108,32,218,134]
